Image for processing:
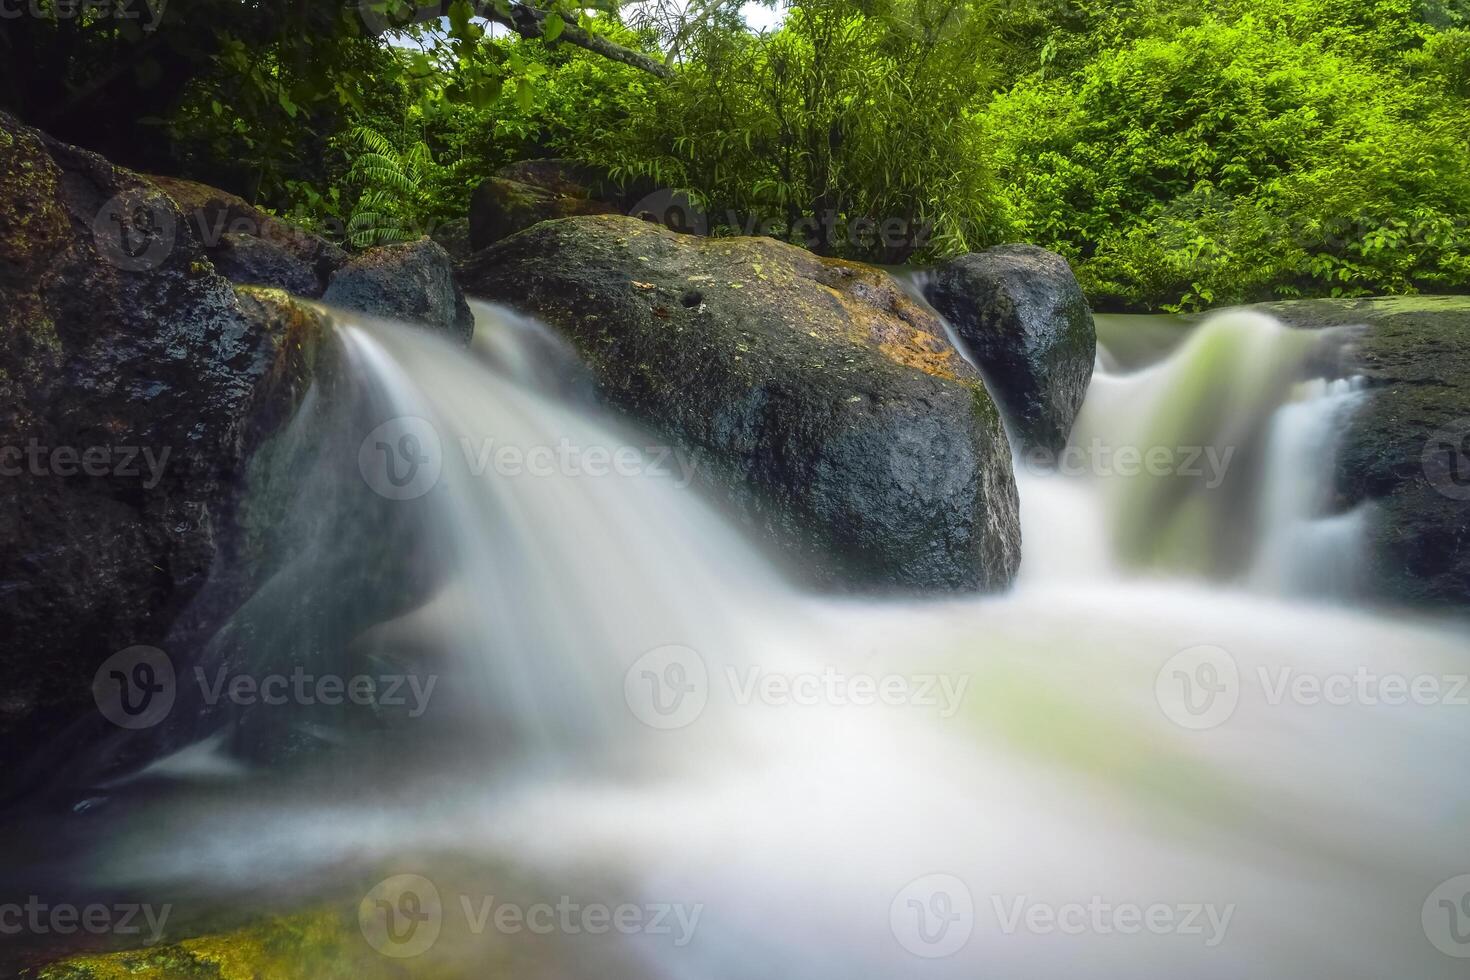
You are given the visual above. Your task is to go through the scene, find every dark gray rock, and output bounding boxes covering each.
[322,238,474,341]
[431,216,473,262]
[459,214,1021,592]
[211,231,323,295]
[469,174,616,251]
[0,112,331,787]
[925,244,1096,453]
[147,175,346,297]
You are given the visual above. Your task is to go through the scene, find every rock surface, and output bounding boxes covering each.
[0,113,330,789]
[1249,296,1470,609]
[147,175,345,296]
[925,244,1096,452]
[322,238,474,341]
[464,171,614,251]
[497,158,615,199]
[431,215,473,262]
[459,214,1021,591]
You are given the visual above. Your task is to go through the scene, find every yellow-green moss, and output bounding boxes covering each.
[32,908,355,980]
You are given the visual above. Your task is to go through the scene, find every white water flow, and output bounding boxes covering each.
[74,303,1470,978]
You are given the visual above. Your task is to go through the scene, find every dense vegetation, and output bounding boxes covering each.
[3,0,1467,308]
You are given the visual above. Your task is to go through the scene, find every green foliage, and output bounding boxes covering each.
[8,0,1470,307]
[556,0,1006,262]
[984,9,1470,309]
[343,127,430,247]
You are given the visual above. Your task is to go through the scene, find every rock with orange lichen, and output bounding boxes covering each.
[460,214,1020,592]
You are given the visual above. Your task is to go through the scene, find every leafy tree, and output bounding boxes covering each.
[560,0,1007,262]
[984,11,1470,309]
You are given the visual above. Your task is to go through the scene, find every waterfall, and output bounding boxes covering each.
[1027,309,1366,591]
[331,310,800,763]
[1248,377,1368,595]
[15,301,1470,980]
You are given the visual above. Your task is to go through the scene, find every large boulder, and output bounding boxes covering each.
[322,237,474,341]
[459,214,1021,591]
[1249,296,1470,609]
[430,215,473,262]
[497,158,615,199]
[0,113,333,788]
[924,244,1096,453]
[464,174,614,255]
[147,175,346,296]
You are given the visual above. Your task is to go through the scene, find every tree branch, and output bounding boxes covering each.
[363,1,673,78]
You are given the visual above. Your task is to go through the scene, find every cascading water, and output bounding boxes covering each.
[1028,309,1369,592]
[10,301,1470,978]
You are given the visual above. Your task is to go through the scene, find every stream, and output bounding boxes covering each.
[5,302,1468,978]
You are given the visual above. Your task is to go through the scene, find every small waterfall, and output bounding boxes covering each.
[1249,377,1368,595]
[15,300,1470,980]
[1024,309,1365,594]
[330,304,794,763]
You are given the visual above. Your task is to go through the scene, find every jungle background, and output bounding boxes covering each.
[2,0,1468,310]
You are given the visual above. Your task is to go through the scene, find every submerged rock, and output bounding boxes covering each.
[925,244,1096,452]
[322,238,474,341]
[147,175,346,296]
[460,214,1021,592]
[25,908,356,979]
[0,113,331,795]
[1249,296,1470,610]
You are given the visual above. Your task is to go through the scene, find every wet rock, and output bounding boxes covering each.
[460,214,1021,592]
[0,113,331,791]
[147,175,345,296]
[925,244,1096,452]
[322,238,474,341]
[496,158,615,199]
[210,231,322,296]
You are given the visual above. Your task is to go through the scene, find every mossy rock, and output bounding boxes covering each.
[0,111,336,799]
[460,214,1021,591]
[147,175,346,297]
[467,177,616,251]
[29,909,360,980]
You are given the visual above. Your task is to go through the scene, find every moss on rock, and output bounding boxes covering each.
[460,214,1021,591]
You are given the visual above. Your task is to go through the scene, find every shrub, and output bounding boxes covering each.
[984,13,1470,309]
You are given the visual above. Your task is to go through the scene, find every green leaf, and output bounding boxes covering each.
[448,0,473,34]
[543,12,564,41]
[471,77,504,109]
